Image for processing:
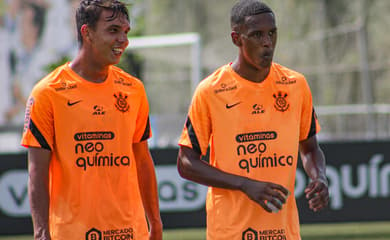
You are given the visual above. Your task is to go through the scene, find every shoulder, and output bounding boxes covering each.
[196,64,236,94]
[110,65,145,90]
[272,63,306,83]
[31,64,73,96]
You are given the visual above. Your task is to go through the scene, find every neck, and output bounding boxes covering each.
[231,60,271,83]
[70,51,110,83]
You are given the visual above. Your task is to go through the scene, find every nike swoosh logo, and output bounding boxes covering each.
[226,102,241,109]
[67,100,82,106]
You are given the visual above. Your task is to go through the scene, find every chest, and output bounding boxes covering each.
[52,87,141,132]
[210,88,303,133]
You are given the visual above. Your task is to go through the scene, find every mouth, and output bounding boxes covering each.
[261,51,273,60]
[112,47,124,56]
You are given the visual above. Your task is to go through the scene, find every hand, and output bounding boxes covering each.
[304,178,329,212]
[241,178,289,213]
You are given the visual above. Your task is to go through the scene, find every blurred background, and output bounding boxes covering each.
[0,0,389,148]
[0,0,389,238]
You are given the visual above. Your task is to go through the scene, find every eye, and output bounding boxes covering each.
[253,32,263,39]
[268,29,277,37]
[109,27,118,33]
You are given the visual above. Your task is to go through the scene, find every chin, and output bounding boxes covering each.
[260,61,272,68]
[109,58,121,66]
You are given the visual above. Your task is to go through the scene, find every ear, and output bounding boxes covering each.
[80,24,91,43]
[231,31,242,47]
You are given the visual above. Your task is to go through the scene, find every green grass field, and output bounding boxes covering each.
[1,221,390,240]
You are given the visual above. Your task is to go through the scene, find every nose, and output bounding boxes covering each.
[261,34,272,47]
[118,33,129,45]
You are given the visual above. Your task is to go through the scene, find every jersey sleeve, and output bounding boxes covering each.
[178,83,211,156]
[133,83,152,143]
[21,85,54,150]
[299,77,321,141]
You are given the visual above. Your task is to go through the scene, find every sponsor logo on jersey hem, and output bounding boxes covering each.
[86,227,134,240]
[67,100,82,106]
[226,102,241,109]
[242,227,286,240]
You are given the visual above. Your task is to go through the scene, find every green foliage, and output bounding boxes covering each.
[43,56,71,73]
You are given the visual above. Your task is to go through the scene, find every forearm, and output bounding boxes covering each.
[29,170,50,239]
[302,148,326,181]
[133,141,162,236]
[177,146,247,190]
[300,137,329,211]
[299,137,327,183]
[137,163,162,226]
[28,147,51,240]
[177,146,289,212]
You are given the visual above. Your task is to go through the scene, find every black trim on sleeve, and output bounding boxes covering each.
[140,116,151,141]
[185,117,201,155]
[307,108,317,139]
[30,119,51,150]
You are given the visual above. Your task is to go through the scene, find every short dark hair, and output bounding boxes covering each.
[230,0,274,29]
[76,0,129,46]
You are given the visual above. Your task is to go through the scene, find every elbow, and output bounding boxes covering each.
[177,156,191,180]
[177,146,201,181]
[177,154,199,181]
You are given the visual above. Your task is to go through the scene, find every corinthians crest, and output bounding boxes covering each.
[114,92,130,113]
[273,91,289,112]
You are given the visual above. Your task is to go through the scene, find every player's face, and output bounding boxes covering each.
[87,9,130,66]
[238,13,277,69]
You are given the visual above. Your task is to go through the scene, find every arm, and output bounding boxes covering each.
[133,141,163,240]
[28,147,51,240]
[177,146,289,212]
[299,135,329,212]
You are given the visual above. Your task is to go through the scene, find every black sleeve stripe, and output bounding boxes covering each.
[30,119,51,150]
[307,108,317,138]
[185,117,201,155]
[140,116,151,141]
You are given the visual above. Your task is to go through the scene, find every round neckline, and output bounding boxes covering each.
[65,62,112,87]
[226,63,274,89]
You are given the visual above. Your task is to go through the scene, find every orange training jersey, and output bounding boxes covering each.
[179,63,320,240]
[21,63,151,239]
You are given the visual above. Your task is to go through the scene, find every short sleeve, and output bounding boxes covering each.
[299,78,321,141]
[21,85,54,150]
[178,83,211,156]
[133,83,151,143]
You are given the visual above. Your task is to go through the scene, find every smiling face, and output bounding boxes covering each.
[233,12,277,70]
[84,9,130,67]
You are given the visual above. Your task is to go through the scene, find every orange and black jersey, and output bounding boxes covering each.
[21,63,151,239]
[179,63,320,240]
